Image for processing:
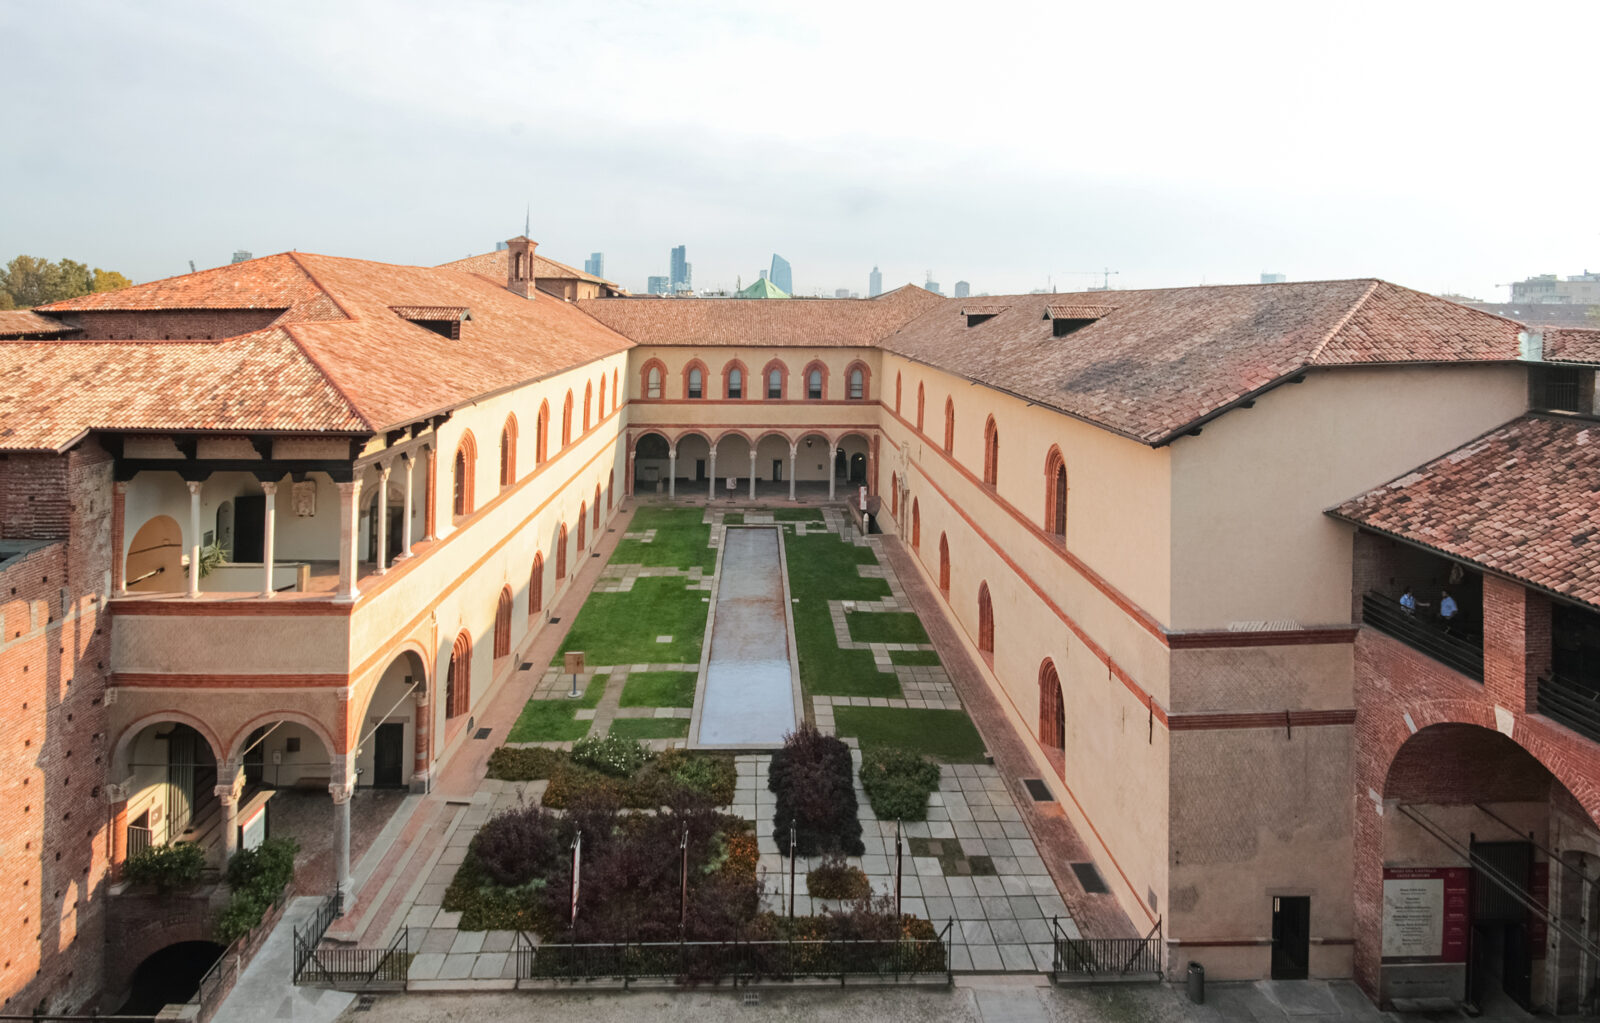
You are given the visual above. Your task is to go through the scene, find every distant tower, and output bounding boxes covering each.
[924,271,942,296]
[954,280,971,298]
[506,236,537,299]
[670,245,691,292]
[1260,272,1287,284]
[770,254,792,295]
[585,253,605,278]
[231,250,252,264]
[869,265,883,298]
[647,275,670,296]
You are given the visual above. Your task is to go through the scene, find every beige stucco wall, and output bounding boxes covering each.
[1167,363,1527,631]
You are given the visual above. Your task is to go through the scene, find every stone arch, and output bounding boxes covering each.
[445,630,472,719]
[802,359,829,400]
[499,413,518,488]
[561,390,574,446]
[639,357,667,400]
[977,581,994,658]
[1038,658,1064,751]
[1044,445,1067,539]
[753,428,794,448]
[722,358,750,400]
[982,415,999,486]
[711,428,756,452]
[582,381,593,432]
[452,430,477,519]
[112,711,226,783]
[535,399,550,465]
[938,532,950,594]
[125,513,183,593]
[844,359,871,401]
[227,708,340,765]
[762,358,789,399]
[682,358,710,400]
[494,585,514,658]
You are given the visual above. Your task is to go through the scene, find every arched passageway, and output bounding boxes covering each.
[117,940,226,1016]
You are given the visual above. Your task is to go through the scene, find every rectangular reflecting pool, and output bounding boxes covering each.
[692,526,800,746]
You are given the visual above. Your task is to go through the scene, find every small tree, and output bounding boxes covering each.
[123,842,206,893]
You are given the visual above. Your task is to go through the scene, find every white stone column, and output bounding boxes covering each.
[398,454,415,559]
[215,764,240,865]
[336,479,363,602]
[668,447,677,500]
[374,463,391,575]
[788,444,797,501]
[260,481,278,598]
[331,778,355,912]
[708,449,718,501]
[829,449,840,502]
[187,479,203,598]
[748,449,758,500]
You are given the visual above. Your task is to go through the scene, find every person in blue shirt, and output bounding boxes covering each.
[1399,588,1416,614]
[1439,590,1458,621]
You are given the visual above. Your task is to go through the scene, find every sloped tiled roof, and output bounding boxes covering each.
[1328,416,1600,609]
[439,248,621,290]
[1542,328,1600,364]
[0,310,77,338]
[578,285,944,348]
[39,253,336,321]
[0,330,366,451]
[880,280,1523,445]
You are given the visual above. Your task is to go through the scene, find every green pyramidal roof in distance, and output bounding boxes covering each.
[736,277,790,299]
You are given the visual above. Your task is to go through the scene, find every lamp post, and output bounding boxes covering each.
[788,818,797,918]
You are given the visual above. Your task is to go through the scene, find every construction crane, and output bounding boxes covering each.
[1063,268,1120,291]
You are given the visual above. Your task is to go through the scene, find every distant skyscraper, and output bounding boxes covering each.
[670,245,691,292]
[585,252,605,278]
[647,275,670,296]
[231,250,252,264]
[924,272,942,296]
[835,288,852,299]
[869,266,883,298]
[770,254,792,295]
[954,280,970,298]
[1261,273,1287,284]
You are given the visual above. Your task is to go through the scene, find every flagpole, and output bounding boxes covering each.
[788,818,796,918]
[570,830,582,930]
[679,825,689,936]
[894,818,903,917]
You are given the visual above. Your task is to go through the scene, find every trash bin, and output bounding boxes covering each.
[1186,961,1205,1004]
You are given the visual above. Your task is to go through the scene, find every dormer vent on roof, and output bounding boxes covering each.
[506,236,538,299]
[962,304,1007,328]
[1043,303,1115,338]
[391,306,472,341]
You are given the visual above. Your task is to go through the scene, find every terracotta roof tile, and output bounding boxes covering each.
[438,249,621,289]
[1542,328,1600,364]
[1044,303,1116,320]
[880,280,1522,445]
[1328,416,1600,609]
[38,253,334,321]
[0,311,76,338]
[577,290,941,348]
[0,330,365,452]
[388,305,472,321]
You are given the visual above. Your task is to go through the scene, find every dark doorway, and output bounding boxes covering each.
[242,725,267,787]
[367,502,404,564]
[695,459,707,482]
[849,453,867,484]
[834,449,846,479]
[373,722,404,788]
[233,494,265,563]
[118,940,226,1016]
[1470,840,1535,1010]
[772,459,784,481]
[1271,896,1310,979]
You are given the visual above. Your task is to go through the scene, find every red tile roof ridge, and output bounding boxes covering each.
[278,322,376,431]
[1304,279,1379,365]
[36,251,323,314]
[285,251,356,321]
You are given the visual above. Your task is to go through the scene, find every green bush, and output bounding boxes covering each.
[441,852,548,932]
[216,837,299,943]
[653,749,736,805]
[807,855,872,900]
[123,842,206,892]
[570,734,652,777]
[485,746,566,781]
[858,747,941,822]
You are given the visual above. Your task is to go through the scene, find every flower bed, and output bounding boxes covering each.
[858,747,941,822]
[768,724,864,857]
[486,743,736,807]
[806,854,871,900]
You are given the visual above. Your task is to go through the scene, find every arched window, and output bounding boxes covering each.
[556,523,568,579]
[561,390,574,446]
[911,499,921,550]
[607,470,614,509]
[688,367,703,399]
[763,359,787,399]
[529,553,544,617]
[845,362,869,400]
[1039,659,1064,751]
[535,401,549,465]
[938,533,950,595]
[446,631,471,718]
[583,382,593,432]
[577,502,587,550]
[977,583,994,660]
[916,384,926,430]
[593,485,601,530]
[982,416,999,486]
[612,369,619,410]
[725,363,744,399]
[1044,447,1068,540]
[895,373,902,414]
[943,398,955,454]
[494,586,513,658]
[644,362,664,399]
[598,375,606,416]
[890,472,899,518]
[452,432,477,519]
[499,415,518,488]
[806,367,824,400]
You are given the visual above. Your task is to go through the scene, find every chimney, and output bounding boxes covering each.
[506,236,537,299]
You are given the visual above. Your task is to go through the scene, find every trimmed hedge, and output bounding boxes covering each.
[769,724,863,857]
[216,837,299,943]
[123,842,206,892]
[806,855,872,900]
[858,747,941,822]
[485,746,565,781]
[542,749,736,809]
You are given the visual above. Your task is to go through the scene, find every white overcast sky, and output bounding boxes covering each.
[5,0,1598,300]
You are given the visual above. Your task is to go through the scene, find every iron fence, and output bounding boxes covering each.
[1538,672,1600,744]
[126,824,152,858]
[294,925,409,990]
[517,921,951,986]
[291,892,343,984]
[1052,917,1164,980]
[1363,592,1483,682]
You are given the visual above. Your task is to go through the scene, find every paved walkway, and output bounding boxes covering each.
[696,526,798,745]
[213,896,354,1023]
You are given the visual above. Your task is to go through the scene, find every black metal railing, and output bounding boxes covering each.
[291,892,343,984]
[1052,916,1163,980]
[1538,672,1600,744]
[1362,592,1484,682]
[294,925,409,990]
[517,921,951,986]
[126,823,152,858]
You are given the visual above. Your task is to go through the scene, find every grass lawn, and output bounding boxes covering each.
[610,506,717,571]
[552,576,708,666]
[783,531,900,699]
[846,611,931,645]
[619,670,698,708]
[608,717,691,740]
[506,676,606,742]
[773,508,825,522]
[889,649,942,667]
[723,512,745,525]
[834,707,988,763]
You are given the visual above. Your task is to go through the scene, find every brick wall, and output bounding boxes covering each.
[65,310,282,341]
[0,443,114,1014]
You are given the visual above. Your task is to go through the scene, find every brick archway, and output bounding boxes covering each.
[445,631,471,719]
